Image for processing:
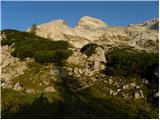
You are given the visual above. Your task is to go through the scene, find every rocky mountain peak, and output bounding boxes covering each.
[128,18,159,30]
[38,19,69,28]
[143,18,159,30]
[26,17,159,51]
[76,16,108,29]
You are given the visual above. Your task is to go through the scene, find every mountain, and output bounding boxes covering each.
[1,17,159,119]
[27,16,159,52]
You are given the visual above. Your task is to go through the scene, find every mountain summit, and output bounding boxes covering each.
[76,16,108,29]
[27,16,159,51]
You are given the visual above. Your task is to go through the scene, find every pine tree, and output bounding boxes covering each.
[30,24,37,34]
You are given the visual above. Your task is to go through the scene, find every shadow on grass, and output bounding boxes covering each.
[2,66,158,119]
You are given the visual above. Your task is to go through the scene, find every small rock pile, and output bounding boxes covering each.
[65,47,106,88]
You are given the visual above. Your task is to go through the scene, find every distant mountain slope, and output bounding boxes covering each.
[27,16,159,52]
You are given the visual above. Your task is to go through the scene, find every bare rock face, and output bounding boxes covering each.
[1,46,35,89]
[87,47,106,71]
[67,50,88,67]
[65,47,107,89]
[1,46,29,82]
[128,18,159,30]
[67,47,106,73]
[76,16,108,29]
[28,19,73,40]
[27,16,159,51]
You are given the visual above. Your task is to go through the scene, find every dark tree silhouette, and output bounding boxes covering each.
[30,24,37,34]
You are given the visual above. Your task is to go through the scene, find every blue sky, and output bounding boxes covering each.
[1,1,159,31]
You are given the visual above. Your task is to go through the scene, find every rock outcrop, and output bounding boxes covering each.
[76,16,108,29]
[27,16,159,52]
[1,46,30,89]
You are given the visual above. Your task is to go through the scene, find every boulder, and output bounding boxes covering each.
[109,89,113,95]
[142,79,149,84]
[134,91,144,99]
[117,89,121,92]
[45,86,56,92]
[26,89,36,94]
[113,91,117,96]
[108,78,113,85]
[130,82,136,89]
[139,90,144,98]
[123,84,129,90]
[87,47,106,72]
[136,85,141,89]
[13,82,23,91]
[67,51,87,67]
[134,92,140,99]
[154,91,159,97]
[1,82,13,89]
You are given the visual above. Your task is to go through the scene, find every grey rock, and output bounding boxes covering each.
[139,90,144,98]
[123,84,129,89]
[50,69,59,76]
[154,91,159,97]
[1,46,28,82]
[26,89,36,94]
[136,85,141,89]
[117,89,121,92]
[13,82,23,91]
[109,89,113,95]
[45,86,56,92]
[1,82,13,89]
[134,92,141,99]
[108,78,113,85]
[130,82,136,88]
[113,91,117,96]
[142,79,148,84]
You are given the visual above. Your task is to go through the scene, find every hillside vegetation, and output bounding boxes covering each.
[1,29,159,119]
[1,29,72,65]
[105,48,158,79]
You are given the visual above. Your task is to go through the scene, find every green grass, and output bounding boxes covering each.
[2,78,158,119]
[12,62,57,91]
[1,89,61,118]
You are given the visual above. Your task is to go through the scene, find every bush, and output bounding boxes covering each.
[1,39,15,46]
[34,50,72,65]
[80,43,98,57]
[105,48,159,79]
[1,29,72,64]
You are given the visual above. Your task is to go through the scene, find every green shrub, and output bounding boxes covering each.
[1,39,15,46]
[105,48,159,79]
[1,29,72,64]
[34,51,55,63]
[34,50,72,64]
[80,43,98,57]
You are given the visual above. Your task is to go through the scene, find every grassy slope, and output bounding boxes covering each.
[2,79,158,119]
[1,29,159,119]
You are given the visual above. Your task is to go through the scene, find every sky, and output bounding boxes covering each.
[1,1,159,31]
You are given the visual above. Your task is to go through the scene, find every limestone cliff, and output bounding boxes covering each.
[27,16,159,51]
